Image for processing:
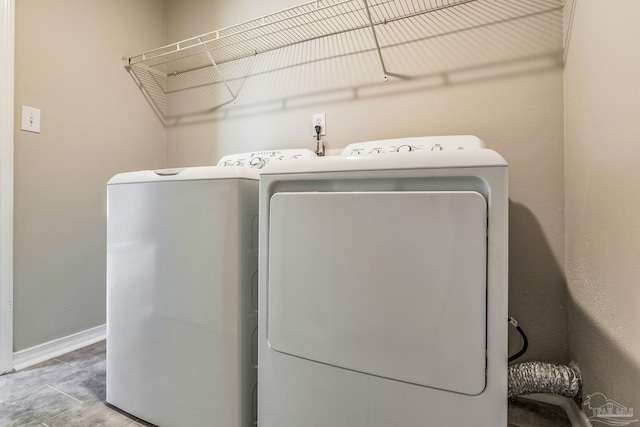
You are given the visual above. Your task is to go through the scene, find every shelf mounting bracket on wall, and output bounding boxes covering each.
[362,0,389,82]
[199,37,238,105]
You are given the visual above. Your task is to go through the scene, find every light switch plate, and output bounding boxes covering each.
[21,106,41,133]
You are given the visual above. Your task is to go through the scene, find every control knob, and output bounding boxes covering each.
[431,144,444,151]
[396,145,413,152]
[249,157,266,169]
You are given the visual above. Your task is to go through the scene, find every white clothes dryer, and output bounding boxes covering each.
[106,149,315,427]
[258,136,508,427]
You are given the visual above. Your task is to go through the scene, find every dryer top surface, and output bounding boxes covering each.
[261,136,507,175]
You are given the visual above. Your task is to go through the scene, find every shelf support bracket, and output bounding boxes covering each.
[362,0,388,81]
[199,37,238,104]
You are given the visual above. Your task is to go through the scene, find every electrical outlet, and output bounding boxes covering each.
[312,113,326,137]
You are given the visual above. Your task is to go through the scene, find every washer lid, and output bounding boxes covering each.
[108,166,260,185]
[267,190,488,395]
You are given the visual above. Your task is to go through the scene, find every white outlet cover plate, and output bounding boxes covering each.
[312,113,326,136]
[21,105,41,133]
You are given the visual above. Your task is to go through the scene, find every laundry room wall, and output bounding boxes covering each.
[13,0,166,352]
[163,0,568,363]
[564,0,640,414]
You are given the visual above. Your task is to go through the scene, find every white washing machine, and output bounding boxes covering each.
[258,136,508,426]
[106,149,315,427]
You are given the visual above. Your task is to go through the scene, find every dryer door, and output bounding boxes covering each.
[267,191,487,395]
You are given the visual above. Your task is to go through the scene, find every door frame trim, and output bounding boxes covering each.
[0,0,15,374]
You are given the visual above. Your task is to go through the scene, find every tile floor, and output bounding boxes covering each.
[0,341,572,427]
[0,341,151,427]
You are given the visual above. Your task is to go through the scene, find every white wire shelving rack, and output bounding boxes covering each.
[124,0,563,121]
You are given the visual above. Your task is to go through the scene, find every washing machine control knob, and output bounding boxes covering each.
[370,148,383,154]
[250,157,266,169]
[431,144,444,151]
[396,145,413,152]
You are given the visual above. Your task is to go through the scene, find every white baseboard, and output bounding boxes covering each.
[523,394,592,427]
[12,324,106,372]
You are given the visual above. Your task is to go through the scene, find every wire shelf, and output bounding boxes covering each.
[128,0,473,74]
[124,0,563,121]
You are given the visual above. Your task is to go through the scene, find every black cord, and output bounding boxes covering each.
[508,317,528,363]
[315,125,321,141]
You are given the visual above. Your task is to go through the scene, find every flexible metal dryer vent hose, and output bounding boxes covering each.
[508,361,582,399]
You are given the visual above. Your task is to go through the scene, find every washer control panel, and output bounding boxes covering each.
[343,136,486,156]
[217,149,317,169]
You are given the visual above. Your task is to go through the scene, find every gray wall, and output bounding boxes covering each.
[13,0,166,351]
[565,0,640,413]
[165,0,568,363]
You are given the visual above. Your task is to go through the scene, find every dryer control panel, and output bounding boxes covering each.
[218,149,317,169]
[343,135,486,156]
